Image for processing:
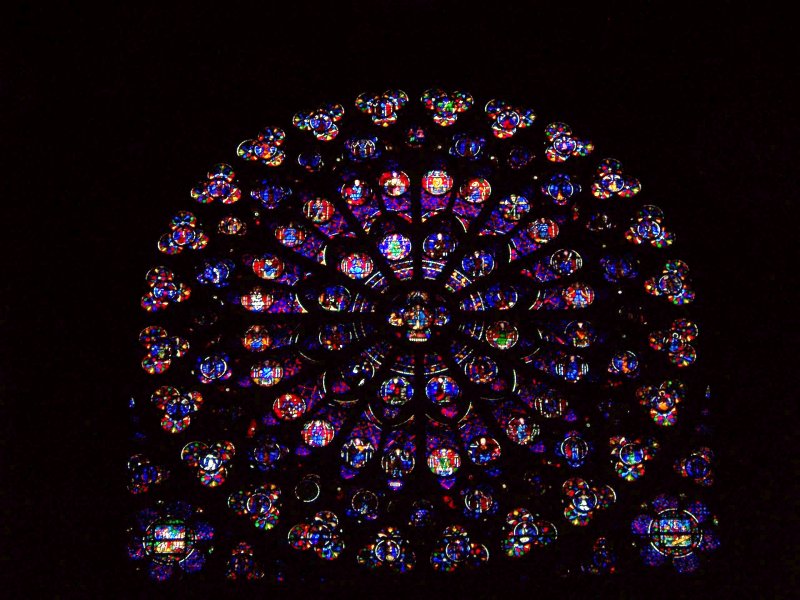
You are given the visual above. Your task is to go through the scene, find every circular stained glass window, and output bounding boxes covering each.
[128,88,717,582]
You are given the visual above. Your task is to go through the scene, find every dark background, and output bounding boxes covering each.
[4,1,793,596]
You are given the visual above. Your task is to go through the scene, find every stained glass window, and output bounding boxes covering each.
[127,88,717,582]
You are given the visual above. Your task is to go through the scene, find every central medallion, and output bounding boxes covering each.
[387,290,450,343]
